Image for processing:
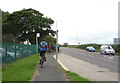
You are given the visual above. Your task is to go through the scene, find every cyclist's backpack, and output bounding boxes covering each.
[40,41,47,48]
[41,43,46,48]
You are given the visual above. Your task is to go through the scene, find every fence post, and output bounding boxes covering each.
[5,46,7,63]
[15,45,16,60]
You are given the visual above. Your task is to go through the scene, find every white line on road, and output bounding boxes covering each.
[53,55,70,71]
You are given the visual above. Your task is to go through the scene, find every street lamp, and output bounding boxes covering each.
[56,30,58,61]
[36,33,40,53]
[56,20,58,61]
[56,20,61,61]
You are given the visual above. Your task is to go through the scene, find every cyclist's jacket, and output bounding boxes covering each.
[39,41,48,48]
[39,41,48,52]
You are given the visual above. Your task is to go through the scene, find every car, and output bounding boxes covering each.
[86,46,95,52]
[100,45,115,55]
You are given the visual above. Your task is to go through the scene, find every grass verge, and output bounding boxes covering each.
[64,70,95,83]
[115,52,120,56]
[2,53,39,81]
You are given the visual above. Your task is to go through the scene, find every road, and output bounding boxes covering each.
[58,47,119,81]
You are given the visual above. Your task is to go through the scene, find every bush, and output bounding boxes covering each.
[74,44,101,50]
[111,44,120,52]
[63,43,69,47]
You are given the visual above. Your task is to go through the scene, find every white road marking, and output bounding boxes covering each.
[53,55,70,71]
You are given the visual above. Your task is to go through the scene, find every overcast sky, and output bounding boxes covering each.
[0,0,119,45]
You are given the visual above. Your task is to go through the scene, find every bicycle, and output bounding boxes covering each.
[40,52,45,68]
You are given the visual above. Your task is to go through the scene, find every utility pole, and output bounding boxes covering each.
[56,21,58,61]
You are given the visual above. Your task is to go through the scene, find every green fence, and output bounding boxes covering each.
[1,43,36,64]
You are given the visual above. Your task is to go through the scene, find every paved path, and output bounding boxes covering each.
[31,53,67,81]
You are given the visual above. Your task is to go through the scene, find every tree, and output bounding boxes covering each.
[42,35,56,45]
[2,8,56,44]
[2,10,10,24]
[1,10,16,43]
[63,43,69,47]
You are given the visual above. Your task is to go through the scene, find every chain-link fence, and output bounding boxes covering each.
[1,43,36,64]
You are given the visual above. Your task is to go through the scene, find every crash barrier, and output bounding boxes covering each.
[1,43,36,64]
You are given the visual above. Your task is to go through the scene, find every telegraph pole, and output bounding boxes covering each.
[56,21,58,61]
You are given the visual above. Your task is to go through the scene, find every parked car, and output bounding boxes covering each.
[86,46,95,52]
[100,45,115,55]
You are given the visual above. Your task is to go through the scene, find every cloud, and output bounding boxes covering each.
[0,0,119,45]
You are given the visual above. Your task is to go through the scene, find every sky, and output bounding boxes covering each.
[0,0,119,45]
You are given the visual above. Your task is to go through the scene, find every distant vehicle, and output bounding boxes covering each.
[86,46,95,52]
[100,45,115,55]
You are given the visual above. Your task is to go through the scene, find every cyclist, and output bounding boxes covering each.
[39,40,48,64]
[48,44,52,53]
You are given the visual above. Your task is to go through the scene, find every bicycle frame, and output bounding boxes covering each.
[40,56,45,68]
[40,51,45,68]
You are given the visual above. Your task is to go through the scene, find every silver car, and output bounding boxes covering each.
[100,45,115,55]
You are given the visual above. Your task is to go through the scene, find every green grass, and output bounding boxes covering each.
[65,70,95,83]
[115,52,120,56]
[2,54,39,81]
[95,49,100,52]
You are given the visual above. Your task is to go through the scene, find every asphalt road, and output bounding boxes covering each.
[61,47,118,73]
[58,47,119,81]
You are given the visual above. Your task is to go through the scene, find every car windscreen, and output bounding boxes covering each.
[107,46,113,50]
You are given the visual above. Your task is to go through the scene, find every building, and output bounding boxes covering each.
[114,38,120,44]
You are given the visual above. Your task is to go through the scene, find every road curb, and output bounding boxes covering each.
[53,54,70,71]
[30,61,40,81]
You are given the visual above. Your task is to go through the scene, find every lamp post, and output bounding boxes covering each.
[56,20,61,61]
[36,33,40,53]
[56,20,58,61]
[56,30,58,61]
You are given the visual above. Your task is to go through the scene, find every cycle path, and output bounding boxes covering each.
[31,53,67,81]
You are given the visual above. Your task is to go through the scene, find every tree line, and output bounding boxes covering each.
[1,8,56,45]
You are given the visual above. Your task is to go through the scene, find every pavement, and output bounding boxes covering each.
[31,52,68,81]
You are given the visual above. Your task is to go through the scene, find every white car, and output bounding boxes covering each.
[100,45,115,55]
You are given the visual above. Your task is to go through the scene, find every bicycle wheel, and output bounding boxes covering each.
[40,57,44,68]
